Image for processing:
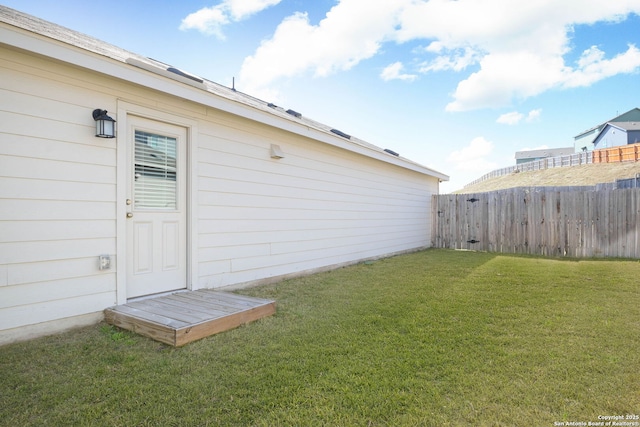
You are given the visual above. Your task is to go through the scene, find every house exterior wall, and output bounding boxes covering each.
[195,114,437,288]
[574,128,598,152]
[628,130,640,145]
[594,126,630,149]
[0,44,439,344]
[0,45,119,342]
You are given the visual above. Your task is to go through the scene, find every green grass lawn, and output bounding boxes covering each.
[1,250,639,426]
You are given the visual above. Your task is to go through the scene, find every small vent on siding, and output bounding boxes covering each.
[330,129,351,139]
[384,149,399,156]
[286,109,302,119]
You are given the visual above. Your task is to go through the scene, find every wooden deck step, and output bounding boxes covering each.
[104,290,276,347]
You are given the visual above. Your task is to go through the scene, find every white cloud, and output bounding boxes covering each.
[526,108,542,122]
[180,0,282,39]
[563,44,640,88]
[497,111,524,125]
[447,137,499,173]
[381,62,417,81]
[444,50,569,111]
[419,47,480,72]
[229,0,640,109]
[497,108,542,125]
[180,7,228,38]
[239,0,409,94]
[227,0,283,20]
[396,0,640,111]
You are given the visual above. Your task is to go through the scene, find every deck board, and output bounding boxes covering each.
[104,290,276,346]
[141,296,231,319]
[170,292,261,313]
[127,299,214,323]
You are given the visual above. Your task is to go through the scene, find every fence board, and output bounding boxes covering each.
[432,187,640,259]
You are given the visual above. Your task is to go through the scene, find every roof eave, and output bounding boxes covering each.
[0,20,447,180]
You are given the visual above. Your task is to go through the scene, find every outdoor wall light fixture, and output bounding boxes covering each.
[92,109,116,138]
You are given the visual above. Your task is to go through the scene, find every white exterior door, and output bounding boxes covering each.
[126,116,187,298]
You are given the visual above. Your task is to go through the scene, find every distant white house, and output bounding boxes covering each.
[0,6,448,344]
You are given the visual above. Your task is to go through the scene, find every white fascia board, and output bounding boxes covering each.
[0,24,448,181]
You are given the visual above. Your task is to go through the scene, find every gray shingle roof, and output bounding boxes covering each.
[574,108,640,139]
[609,121,640,131]
[0,5,448,180]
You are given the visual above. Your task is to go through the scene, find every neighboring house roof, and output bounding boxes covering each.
[606,121,640,132]
[0,5,448,181]
[514,147,574,161]
[592,121,640,146]
[574,108,640,139]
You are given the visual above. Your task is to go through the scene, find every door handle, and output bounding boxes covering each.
[126,212,133,218]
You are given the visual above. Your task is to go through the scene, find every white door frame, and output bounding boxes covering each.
[116,101,199,305]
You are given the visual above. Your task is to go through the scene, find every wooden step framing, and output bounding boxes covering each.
[104,290,276,346]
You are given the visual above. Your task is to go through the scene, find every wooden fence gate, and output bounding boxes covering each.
[432,187,640,259]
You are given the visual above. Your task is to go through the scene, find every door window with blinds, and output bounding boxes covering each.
[134,130,178,210]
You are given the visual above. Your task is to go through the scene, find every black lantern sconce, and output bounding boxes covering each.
[92,109,116,138]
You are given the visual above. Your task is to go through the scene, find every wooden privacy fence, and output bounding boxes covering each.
[432,187,640,259]
[592,144,640,163]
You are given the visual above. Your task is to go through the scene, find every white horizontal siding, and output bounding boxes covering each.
[0,274,115,310]
[199,151,428,199]
[4,257,115,287]
[0,47,117,335]
[199,231,426,279]
[196,117,437,288]
[0,220,114,243]
[0,133,115,167]
[0,291,116,331]
[0,154,115,183]
[0,39,440,340]
[0,177,115,203]
[199,191,425,213]
[198,226,411,247]
[207,239,421,287]
[0,199,115,221]
[0,238,116,264]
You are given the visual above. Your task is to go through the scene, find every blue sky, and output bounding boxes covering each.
[5,0,640,192]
